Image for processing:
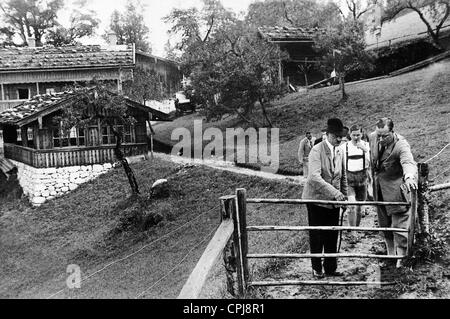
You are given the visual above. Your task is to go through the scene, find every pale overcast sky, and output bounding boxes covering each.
[60,0,257,57]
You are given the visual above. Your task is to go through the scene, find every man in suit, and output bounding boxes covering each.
[369,118,417,266]
[302,118,348,278]
[298,132,316,177]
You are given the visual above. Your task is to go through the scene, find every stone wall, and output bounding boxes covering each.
[10,160,112,206]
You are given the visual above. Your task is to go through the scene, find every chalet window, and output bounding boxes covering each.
[100,125,132,145]
[102,126,110,145]
[17,88,29,100]
[53,126,85,147]
[16,128,33,142]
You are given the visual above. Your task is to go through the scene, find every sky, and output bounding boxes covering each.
[60,0,258,57]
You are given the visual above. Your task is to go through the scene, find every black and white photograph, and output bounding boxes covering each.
[0,0,449,305]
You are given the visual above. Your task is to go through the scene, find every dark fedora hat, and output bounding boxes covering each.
[327,118,344,137]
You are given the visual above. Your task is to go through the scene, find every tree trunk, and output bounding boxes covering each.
[112,128,140,195]
[259,98,273,128]
[339,74,348,102]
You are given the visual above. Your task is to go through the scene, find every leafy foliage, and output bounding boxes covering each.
[314,19,374,100]
[0,0,64,46]
[164,0,287,126]
[104,0,151,53]
[123,67,164,104]
[245,0,342,28]
[46,7,99,46]
[56,83,134,135]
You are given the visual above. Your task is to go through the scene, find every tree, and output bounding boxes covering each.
[46,8,99,46]
[56,83,140,195]
[0,26,16,46]
[314,19,374,103]
[337,0,381,21]
[123,67,164,104]
[164,0,288,127]
[0,0,64,46]
[104,0,151,53]
[245,0,342,28]
[383,0,450,50]
[163,0,235,73]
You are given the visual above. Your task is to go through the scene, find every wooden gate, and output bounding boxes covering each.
[232,187,418,295]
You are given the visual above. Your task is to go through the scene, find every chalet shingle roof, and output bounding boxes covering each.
[0,44,134,71]
[258,26,325,42]
[0,91,76,124]
[0,88,170,126]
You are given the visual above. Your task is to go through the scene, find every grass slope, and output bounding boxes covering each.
[154,60,450,179]
[0,158,305,298]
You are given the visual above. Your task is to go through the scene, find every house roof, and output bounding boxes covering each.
[0,88,171,127]
[0,44,134,72]
[258,26,325,42]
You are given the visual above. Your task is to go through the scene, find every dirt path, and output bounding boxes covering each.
[153,152,305,185]
[256,207,403,299]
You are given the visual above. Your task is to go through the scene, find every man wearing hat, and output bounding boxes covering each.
[302,118,348,278]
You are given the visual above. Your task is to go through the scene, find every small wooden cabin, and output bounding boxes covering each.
[0,88,170,168]
[258,26,326,87]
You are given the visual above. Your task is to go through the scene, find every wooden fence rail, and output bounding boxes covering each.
[178,187,418,297]
[177,195,237,299]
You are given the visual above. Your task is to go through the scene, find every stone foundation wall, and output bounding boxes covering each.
[10,160,112,206]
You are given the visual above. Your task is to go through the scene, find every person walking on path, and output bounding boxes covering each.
[302,118,348,278]
[298,132,316,177]
[340,124,371,244]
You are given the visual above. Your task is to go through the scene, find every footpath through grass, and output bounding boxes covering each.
[0,157,305,298]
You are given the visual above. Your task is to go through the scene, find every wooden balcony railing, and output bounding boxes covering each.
[3,143,148,168]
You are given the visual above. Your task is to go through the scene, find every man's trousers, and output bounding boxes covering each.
[306,204,340,274]
[377,188,410,256]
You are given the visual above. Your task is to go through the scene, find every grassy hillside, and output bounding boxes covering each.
[0,158,305,298]
[154,60,450,179]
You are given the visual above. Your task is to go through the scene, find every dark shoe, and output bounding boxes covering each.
[325,271,344,277]
[312,269,324,279]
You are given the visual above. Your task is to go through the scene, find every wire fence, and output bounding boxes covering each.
[135,226,217,299]
[424,143,450,164]
[46,204,219,299]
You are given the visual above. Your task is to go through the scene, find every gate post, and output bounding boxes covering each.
[407,189,418,256]
[234,188,249,296]
[417,163,430,237]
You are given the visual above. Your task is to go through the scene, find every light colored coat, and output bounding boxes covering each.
[298,136,316,161]
[302,141,348,208]
[368,131,417,215]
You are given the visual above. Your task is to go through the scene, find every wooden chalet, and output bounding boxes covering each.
[135,50,182,97]
[0,44,135,112]
[258,26,326,87]
[0,88,170,169]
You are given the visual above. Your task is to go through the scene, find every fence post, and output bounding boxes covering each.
[235,188,249,295]
[220,195,237,296]
[407,188,418,256]
[417,163,430,237]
